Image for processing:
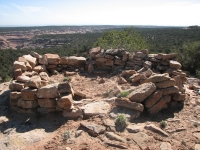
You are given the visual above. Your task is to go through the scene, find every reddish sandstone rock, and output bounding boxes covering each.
[128,82,156,102]
[57,94,73,110]
[44,54,60,65]
[36,83,59,99]
[13,61,27,71]
[9,80,24,91]
[21,88,37,100]
[23,54,37,68]
[38,98,56,108]
[144,90,163,108]
[17,99,38,108]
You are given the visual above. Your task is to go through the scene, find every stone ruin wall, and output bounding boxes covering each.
[9,47,187,117]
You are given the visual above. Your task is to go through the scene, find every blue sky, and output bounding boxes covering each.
[0,0,200,26]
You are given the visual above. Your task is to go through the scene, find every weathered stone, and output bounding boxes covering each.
[105,132,126,142]
[14,68,22,79]
[105,59,114,66]
[16,75,30,83]
[172,92,185,101]
[57,94,73,110]
[30,51,40,59]
[145,124,169,137]
[130,73,146,83]
[10,98,19,106]
[80,122,106,136]
[41,80,49,87]
[9,80,24,91]
[21,88,37,100]
[38,98,56,108]
[126,61,134,67]
[65,56,86,66]
[160,142,173,150]
[169,60,181,69]
[13,61,27,71]
[58,82,73,94]
[17,98,38,108]
[80,101,111,117]
[74,90,86,98]
[33,65,46,73]
[155,78,175,89]
[143,61,152,69]
[174,75,184,92]
[144,90,163,108]
[135,51,146,58]
[62,108,83,119]
[22,71,37,77]
[115,98,144,112]
[140,73,170,84]
[118,77,127,84]
[148,95,171,114]
[23,54,37,68]
[126,123,145,133]
[114,59,125,66]
[89,47,101,59]
[160,86,179,95]
[120,70,137,77]
[131,132,153,150]
[39,72,50,81]
[155,53,178,60]
[110,107,140,120]
[44,54,60,65]
[105,49,122,56]
[36,83,59,98]
[64,71,77,76]
[88,64,94,74]
[18,57,27,62]
[141,68,153,78]
[10,91,21,100]
[122,52,129,61]
[75,130,83,138]
[38,55,48,65]
[25,62,32,71]
[24,75,41,89]
[128,82,156,102]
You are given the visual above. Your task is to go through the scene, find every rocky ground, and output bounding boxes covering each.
[0,73,200,150]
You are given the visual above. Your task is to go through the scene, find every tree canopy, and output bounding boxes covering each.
[94,27,147,51]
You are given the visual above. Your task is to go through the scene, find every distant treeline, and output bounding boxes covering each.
[0,27,200,82]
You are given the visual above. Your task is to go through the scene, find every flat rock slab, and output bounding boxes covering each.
[145,124,169,137]
[80,101,111,117]
[195,144,200,150]
[131,132,153,150]
[126,123,145,133]
[105,132,126,142]
[80,122,106,136]
[110,106,140,120]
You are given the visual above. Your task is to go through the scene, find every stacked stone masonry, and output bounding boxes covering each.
[9,48,186,116]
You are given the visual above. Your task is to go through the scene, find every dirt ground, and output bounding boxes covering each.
[0,73,200,150]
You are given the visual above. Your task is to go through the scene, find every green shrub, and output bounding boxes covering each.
[115,114,127,131]
[194,122,199,127]
[63,130,71,141]
[117,91,130,98]
[63,76,72,82]
[160,120,167,128]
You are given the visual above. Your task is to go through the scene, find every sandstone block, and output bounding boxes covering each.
[21,88,37,100]
[9,80,24,91]
[16,75,30,83]
[23,54,37,68]
[144,90,163,108]
[155,78,175,89]
[140,73,170,83]
[36,83,59,98]
[88,64,94,74]
[38,55,48,65]
[13,61,27,71]
[33,65,46,73]
[44,53,60,65]
[14,68,22,79]
[172,92,185,101]
[17,98,38,108]
[174,75,184,92]
[10,91,21,100]
[39,72,50,81]
[58,82,73,95]
[89,47,101,59]
[115,98,144,112]
[169,60,182,69]
[24,75,41,89]
[160,86,179,95]
[38,98,56,108]
[128,82,156,102]
[148,95,171,114]
[57,94,73,110]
